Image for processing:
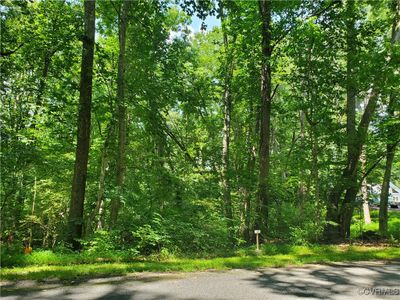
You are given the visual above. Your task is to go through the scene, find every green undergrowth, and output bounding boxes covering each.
[1,245,399,281]
[351,210,400,240]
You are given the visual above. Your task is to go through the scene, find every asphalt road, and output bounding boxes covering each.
[1,262,399,299]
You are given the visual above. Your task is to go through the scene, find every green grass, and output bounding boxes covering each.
[1,245,399,281]
[1,250,138,268]
[351,209,400,239]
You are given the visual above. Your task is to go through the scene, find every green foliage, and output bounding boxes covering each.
[289,221,325,245]
[351,210,400,241]
[134,224,168,254]
[1,0,399,259]
[81,231,120,254]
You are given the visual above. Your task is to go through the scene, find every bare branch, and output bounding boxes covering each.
[271,84,279,101]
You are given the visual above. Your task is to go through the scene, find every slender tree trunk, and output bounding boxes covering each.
[244,144,256,243]
[379,143,396,236]
[220,0,234,246]
[298,110,306,213]
[312,147,320,203]
[86,124,113,234]
[379,0,400,237]
[379,96,399,236]
[32,176,37,216]
[110,0,129,227]
[240,99,256,244]
[29,175,37,246]
[96,198,105,230]
[67,0,96,250]
[256,0,272,238]
[221,60,233,245]
[360,150,371,224]
[310,124,320,205]
[157,139,166,212]
[31,53,52,128]
[14,174,25,230]
[37,54,51,106]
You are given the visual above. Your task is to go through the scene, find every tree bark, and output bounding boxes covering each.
[338,0,358,239]
[244,143,256,243]
[14,174,25,231]
[341,0,400,238]
[325,1,371,240]
[110,0,129,227]
[67,0,95,250]
[220,0,234,246]
[379,0,400,237]
[379,96,399,236]
[240,99,256,244]
[86,124,113,234]
[360,150,371,224]
[298,110,306,213]
[325,89,379,241]
[379,142,396,236]
[325,0,383,240]
[37,53,51,106]
[256,0,272,238]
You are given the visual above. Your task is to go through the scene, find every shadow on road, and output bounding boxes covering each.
[2,262,399,299]
[247,263,400,299]
[1,274,188,300]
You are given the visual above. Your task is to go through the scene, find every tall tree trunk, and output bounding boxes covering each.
[298,110,306,213]
[379,0,400,237]
[110,0,129,227]
[14,174,25,231]
[157,138,166,212]
[339,0,358,239]
[29,175,37,246]
[379,96,399,236]
[256,0,272,238]
[220,0,234,246]
[340,88,380,237]
[341,0,400,238]
[36,53,51,107]
[309,122,321,215]
[325,90,379,241]
[31,53,52,128]
[67,0,96,250]
[243,144,256,243]
[240,99,256,244]
[86,124,113,234]
[379,142,396,236]
[325,0,384,240]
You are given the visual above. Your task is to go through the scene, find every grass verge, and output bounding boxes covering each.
[1,245,399,281]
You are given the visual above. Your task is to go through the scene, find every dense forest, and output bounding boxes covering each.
[1,0,399,255]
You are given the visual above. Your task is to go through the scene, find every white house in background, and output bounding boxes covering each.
[370,182,400,207]
[389,183,400,205]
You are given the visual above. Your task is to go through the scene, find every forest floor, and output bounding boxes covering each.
[1,261,399,299]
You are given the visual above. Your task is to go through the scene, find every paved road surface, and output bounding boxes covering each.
[1,262,399,299]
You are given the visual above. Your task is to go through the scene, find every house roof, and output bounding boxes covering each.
[390,182,400,194]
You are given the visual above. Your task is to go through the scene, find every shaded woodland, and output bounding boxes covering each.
[1,0,399,253]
